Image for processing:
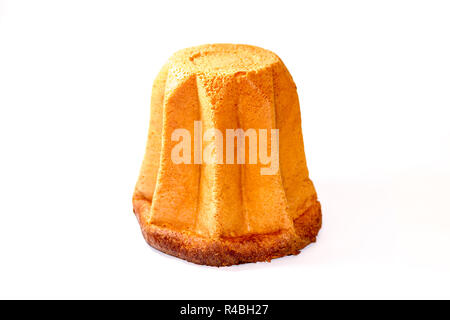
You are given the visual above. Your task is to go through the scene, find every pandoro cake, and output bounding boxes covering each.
[133,44,321,266]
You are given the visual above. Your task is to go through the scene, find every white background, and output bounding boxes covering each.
[1,0,449,299]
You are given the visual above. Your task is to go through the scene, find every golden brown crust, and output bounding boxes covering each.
[133,198,321,267]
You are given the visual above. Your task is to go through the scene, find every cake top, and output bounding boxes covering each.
[168,44,281,75]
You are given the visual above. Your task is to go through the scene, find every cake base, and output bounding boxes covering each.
[133,199,321,267]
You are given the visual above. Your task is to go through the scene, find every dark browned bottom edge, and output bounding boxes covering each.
[133,200,321,267]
